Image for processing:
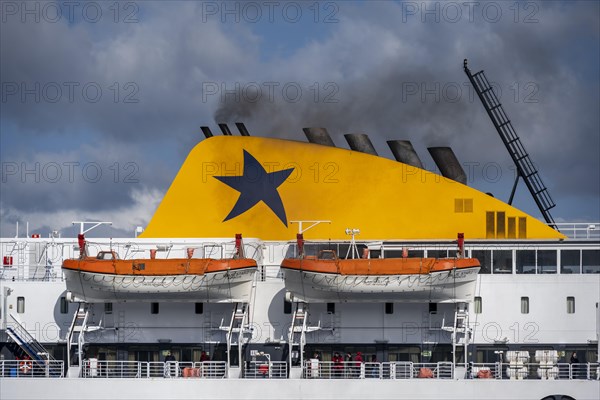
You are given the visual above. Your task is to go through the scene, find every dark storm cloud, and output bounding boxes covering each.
[212,1,599,213]
[0,3,259,143]
[1,0,598,233]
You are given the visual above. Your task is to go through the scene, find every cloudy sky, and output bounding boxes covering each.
[1,0,598,238]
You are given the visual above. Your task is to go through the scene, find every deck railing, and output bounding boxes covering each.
[302,361,454,379]
[243,361,288,379]
[0,360,64,377]
[553,223,600,239]
[3,359,598,380]
[81,360,227,378]
[300,361,599,381]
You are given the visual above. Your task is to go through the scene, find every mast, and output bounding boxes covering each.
[463,60,557,228]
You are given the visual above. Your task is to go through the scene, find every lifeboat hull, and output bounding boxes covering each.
[62,259,257,303]
[281,258,480,303]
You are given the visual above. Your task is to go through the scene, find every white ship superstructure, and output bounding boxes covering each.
[1,232,598,399]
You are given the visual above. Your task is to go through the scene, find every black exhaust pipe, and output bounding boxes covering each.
[235,122,251,136]
[201,126,214,138]
[303,127,335,147]
[428,147,467,185]
[344,133,378,155]
[387,140,424,169]
[218,123,232,135]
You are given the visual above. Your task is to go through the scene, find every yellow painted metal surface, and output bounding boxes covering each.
[142,137,564,240]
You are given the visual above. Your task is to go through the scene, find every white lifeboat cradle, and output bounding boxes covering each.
[284,223,475,379]
[286,221,332,378]
[64,223,255,378]
[65,222,110,377]
[216,233,254,378]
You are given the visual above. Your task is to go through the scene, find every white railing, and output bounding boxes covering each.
[300,361,599,380]
[302,361,454,380]
[553,223,600,239]
[471,362,501,379]
[0,360,64,377]
[303,361,363,379]
[244,361,287,379]
[80,360,227,379]
[82,360,142,378]
[4,359,598,380]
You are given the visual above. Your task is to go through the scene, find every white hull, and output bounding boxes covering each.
[63,267,256,303]
[2,377,599,400]
[283,267,480,303]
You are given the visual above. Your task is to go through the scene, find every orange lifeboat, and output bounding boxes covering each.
[281,234,480,303]
[62,234,257,303]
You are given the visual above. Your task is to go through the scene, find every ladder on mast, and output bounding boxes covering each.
[463,59,557,227]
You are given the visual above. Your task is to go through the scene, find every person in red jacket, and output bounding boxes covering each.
[332,352,343,378]
[354,352,364,378]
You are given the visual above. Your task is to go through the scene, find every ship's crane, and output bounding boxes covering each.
[463,60,557,228]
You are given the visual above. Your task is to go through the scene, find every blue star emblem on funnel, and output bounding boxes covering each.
[214,150,294,226]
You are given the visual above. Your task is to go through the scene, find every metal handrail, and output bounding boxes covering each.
[3,359,599,380]
[0,360,64,377]
[80,360,228,379]
[244,361,287,379]
[552,223,600,239]
[7,315,57,364]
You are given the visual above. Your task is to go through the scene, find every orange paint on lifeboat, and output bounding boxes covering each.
[280,251,480,275]
[281,250,480,303]
[62,251,257,303]
[62,253,256,276]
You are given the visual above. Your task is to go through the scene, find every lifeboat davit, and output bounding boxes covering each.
[62,234,257,303]
[281,234,480,303]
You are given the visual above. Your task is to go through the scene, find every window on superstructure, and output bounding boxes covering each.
[474,297,482,314]
[582,250,600,274]
[17,297,25,314]
[492,250,512,274]
[471,250,491,274]
[60,297,68,314]
[561,250,581,274]
[427,250,448,258]
[408,250,424,258]
[151,302,159,314]
[285,244,297,258]
[537,250,557,274]
[385,303,394,314]
[516,250,536,274]
[195,303,203,314]
[327,303,335,314]
[283,299,292,314]
[105,303,113,314]
[520,297,529,314]
[370,250,381,259]
[566,297,575,314]
[455,198,474,213]
[429,303,437,314]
